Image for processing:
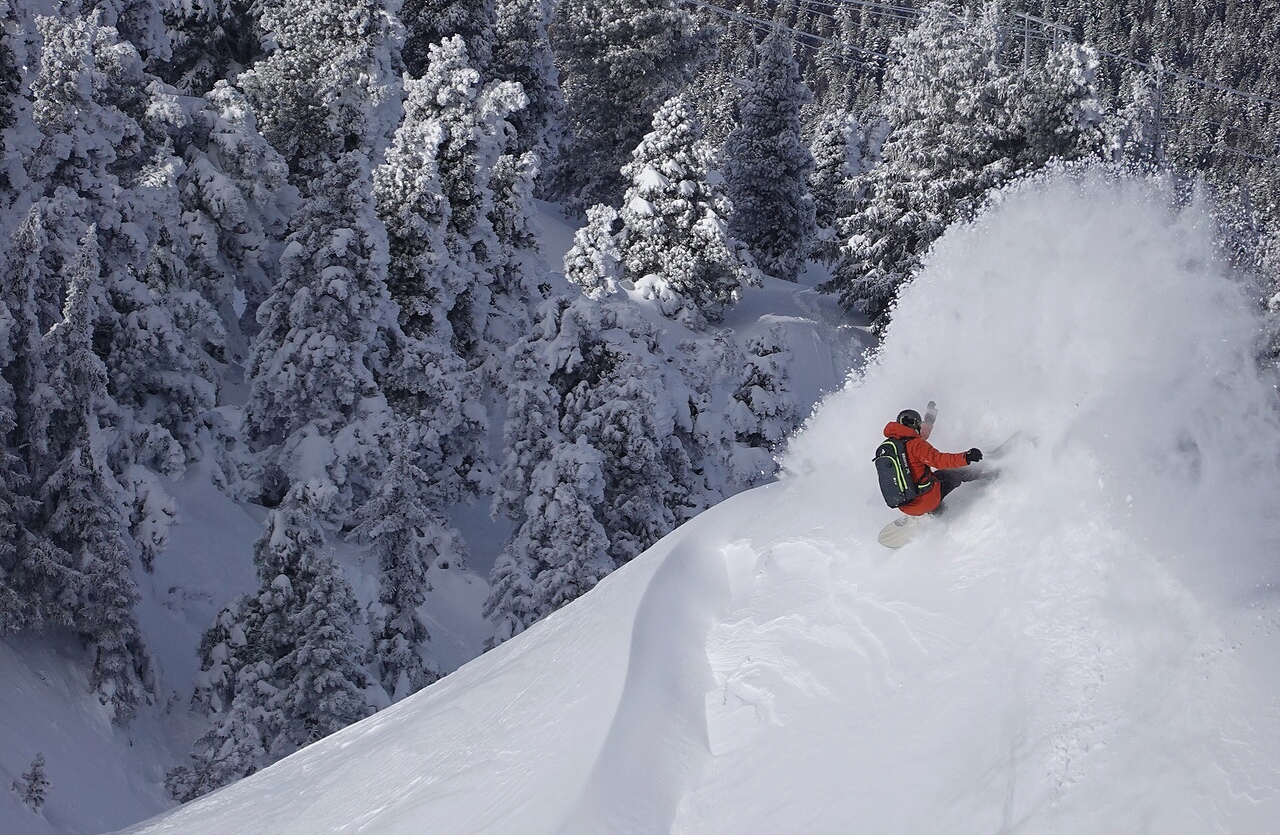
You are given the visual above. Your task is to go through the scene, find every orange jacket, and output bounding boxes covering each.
[882,421,970,516]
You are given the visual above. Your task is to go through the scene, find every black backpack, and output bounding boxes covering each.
[873,438,931,508]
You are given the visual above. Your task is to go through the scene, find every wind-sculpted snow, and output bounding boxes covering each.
[116,170,1280,834]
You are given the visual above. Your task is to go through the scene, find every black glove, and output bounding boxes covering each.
[965,448,983,463]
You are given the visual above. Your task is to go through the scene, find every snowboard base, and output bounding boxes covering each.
[877,515,928,549]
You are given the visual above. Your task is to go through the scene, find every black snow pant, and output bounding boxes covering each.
[934,466,994,511]
[937,469,966,501]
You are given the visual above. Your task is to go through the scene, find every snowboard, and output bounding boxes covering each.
[877,515,929,549]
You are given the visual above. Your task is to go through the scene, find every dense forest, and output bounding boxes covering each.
[2,0,1278,810]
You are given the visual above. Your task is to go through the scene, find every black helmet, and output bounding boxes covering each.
[897,409,922,431]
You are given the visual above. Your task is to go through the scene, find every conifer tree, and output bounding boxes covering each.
[0,0,22,210]
[158,0,265,94]
[485,148,541,351]
[0,210,43,634]
[1016,43,1107,166]
[354,426,456,701]
[171,485,371,798]
[618,96,756,329]
[826,3,1021,325]
[239,0,403,186]
[563,205,624,299]
[401,0,496,77]
[491,0,564,165]
[484,330,555,647]
[1106,68,1164,165]
[490,319,563,524]
[487,296,696,645]
[92,0,169,59]
[268,549,371,749]
[12,753,50,812]
[398,36,528,371]
[26,12,218,562]
[176,80,295,340]
[0,363,25,634]
[524,440,613,612]
[550,0,713,211]
[808,109,878,264]
[165,686,267,802]
[244,151,397,518]
[373,44,520,502]
[487,438,611,644]
[34,230,147,724]
[250,488,370,756]
[724,29,816,282]
[730,326,798,456]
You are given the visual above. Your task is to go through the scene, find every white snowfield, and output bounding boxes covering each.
[116,170,1280,835]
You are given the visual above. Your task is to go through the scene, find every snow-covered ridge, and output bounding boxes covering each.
[115,170,1280,835]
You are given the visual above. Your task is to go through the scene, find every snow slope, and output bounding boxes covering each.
[2,200,861,835]
[115,169,1280,834]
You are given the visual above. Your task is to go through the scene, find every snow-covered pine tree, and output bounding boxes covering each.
[165,682,268,802]
[0,0,21,212]
[1015,42,1107,167]
[2,216,74,634]
[0,335,25,634]
[175,81,295,346]
[563,204,624,299]
[268,547,372,752]
[353,426,457,701]
[673,325,804,502]
[26,12,146,270]
[618,95,757,329]
[826,2,1020,325]
[172,484,371,798]
[485,148,541,349]
[486,298,606,646]
[486,437,611,645]
[0,209,44,634]
[723,28,816,282]
[243,150,397,519]
[729,325,798,460]
[395,35,530,374]
[238,0,403,186]
[158,0,265,94]
[251,487,370,756]
[487,296,695,645]
[674,330,749,503]
[373,49,509,504]
[401,0,496,77]
[490,313,562,525]
[807,109,879,264]
[1106,67,1164,166]
[11,753,49,812]
[491,0,564,166]
[560,303,687,563]
[90,0,169,60]
[550,0,713,212]
[34,229,147,724]
[374,89,453,346]
[685,58,740,151]
[525,440,614,611]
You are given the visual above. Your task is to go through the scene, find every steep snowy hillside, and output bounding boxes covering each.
[113,169,1280,835]
[0,200,862,835]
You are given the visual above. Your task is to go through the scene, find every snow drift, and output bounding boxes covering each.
[115,169,1280,835]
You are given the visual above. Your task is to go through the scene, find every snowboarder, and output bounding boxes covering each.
[880,406,983,516]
